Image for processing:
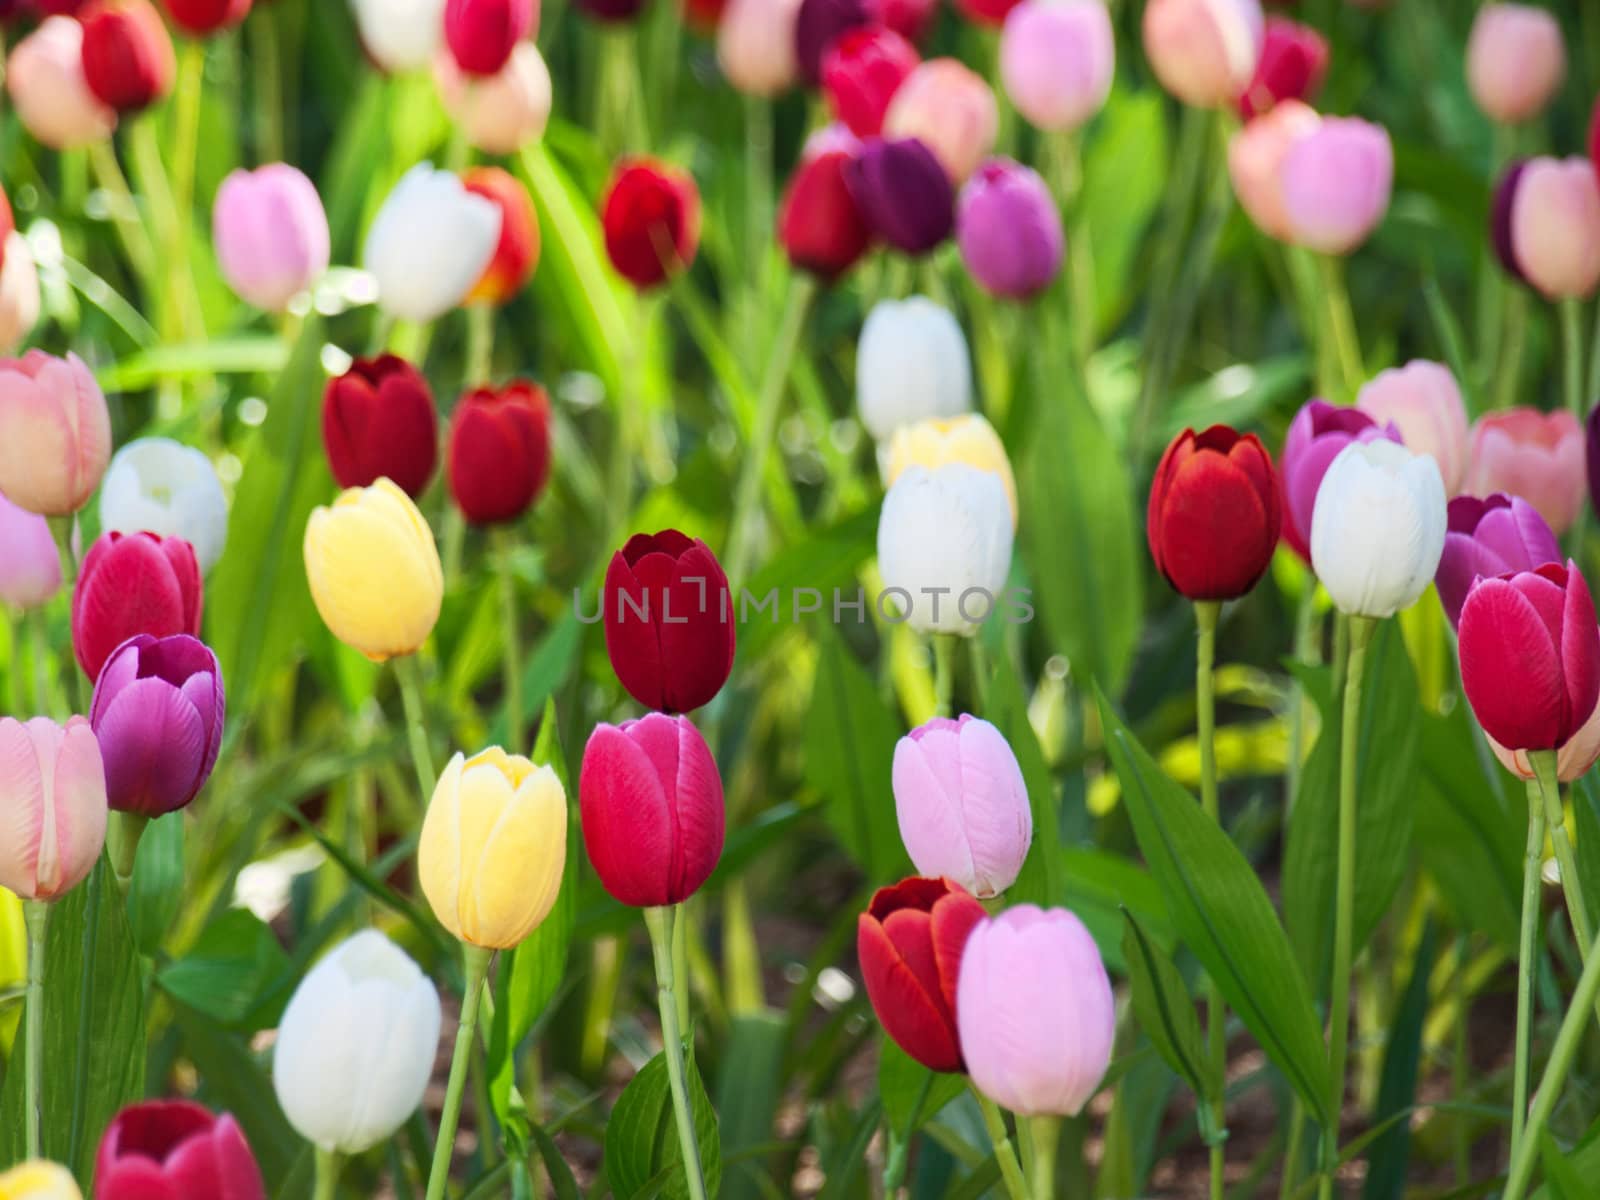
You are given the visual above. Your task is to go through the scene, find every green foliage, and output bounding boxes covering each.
[604,1041,722,1200]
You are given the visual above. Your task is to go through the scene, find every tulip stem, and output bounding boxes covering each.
[395,654,437,800]
[467,305,495,387]
[1562,297,1586,421]
[1194,601,1227,1200]
[425,944,492,1200]
[22,898,47,1160]
[969,1085,1029,1200]
[1510,767,1548,1163]
[1530,752,1600,1023]
[110,812,148,895]
[1316,254,1364,402]
[86,139,160,290]
[313,1147,342,1200]
[932,634,957,719]
[644,905,709,1200]
[496,531,523,756]
[1026,1116,1059,1200]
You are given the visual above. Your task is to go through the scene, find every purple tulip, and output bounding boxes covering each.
[794,0,874,85]
[1278,398,1401,560]
[1435,493,1561,629]
[1491,159,1530,283]
[845,137,954,256]
[956,158,1064,299]
[89,632,224,817]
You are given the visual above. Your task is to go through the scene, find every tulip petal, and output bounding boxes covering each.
[669,717,725,901]
[1460,577,1564,750]
[856,911,963,1071]
[0,719,45,898]
[1560,563,1600,744]
[580,722,674,906]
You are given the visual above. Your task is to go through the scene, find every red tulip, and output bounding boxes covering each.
[80,0,175,113]
[162,0,251,36]
[857,876,985,1072]
[447,380,551,525]
[463,165,540,305]
[72,531,203,682]
[1237,16,1327,120]
[95,1099,266,1200]
[952,0,1022,26]
[444,0,535,76]
[601,158,701,289]
[822,26,919,138]
[1459,560,1600,753]
[879,0,937,42]
[580,713,725,907]
[322,354,438,498]
[602,529,735,713]
[681,0,725,29]
[778,148,874,279]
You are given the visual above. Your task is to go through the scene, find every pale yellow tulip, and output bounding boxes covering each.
[883,414,1017,524]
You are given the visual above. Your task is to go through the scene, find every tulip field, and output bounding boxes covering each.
[14,0,1600,1197]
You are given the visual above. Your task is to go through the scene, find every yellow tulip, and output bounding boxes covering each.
[304,478,443,662]
[883,414,1018,524]
[0,1161,82,1200]
[0,888,21,1057]
[419,747,567,949]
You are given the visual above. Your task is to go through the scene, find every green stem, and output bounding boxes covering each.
[970,1085,1029,1200]
[254,4,284,162]
[1494,288,1529,412]
[1286,578,1318,816]
[933,634,957,718]
[1027,1116,1059,1200]
[22,898,47,1160]
[172,41,204,236]
[127,116,204,345]
[643,906,709,1200]
[1530,752,1599,999]
[27,605,51,718]
[1317,254,1364,401]
[496,531,523,756]
[744,93,772,343]
[466,305,495,387]
[1562,298,1586,421]
[1279,1099,1306,1200]
[425,945,492,1200]
[1194,601,1226,1200]
[86,139,159,287]
[672,899,691,1031]
[110,811,148,895]
[1511,776,1548,1159]
[313,1147,343,1200]
[394,655,437,801]
[967,636,991,712]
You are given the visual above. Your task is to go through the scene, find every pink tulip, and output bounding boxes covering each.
[1464,408,1586,535]
[0,232,41,354]
[882,58,999,184]
[1228,99,1319,241]
[1355,360,1469,495]
[1509,157,1600,300]
[999,0,1114,132]
[0,490,61,609]
[1467,3,1565,125]
[717,0,802,97]
[955,906,1114,1116]
[1279,115,1392,254]
[435,41,552,154]
[213,164,330,313]
[0,716,107,901]
[0,351,112,516]
[7,16,117,150]
[1142,0,1263,109]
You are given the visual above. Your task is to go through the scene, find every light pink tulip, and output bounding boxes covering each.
[213,164,330,313]
[999,0,1114,132]
[1142,0,1263,108]
[955,906,1114,1117]
[6,16,117,150]
[0,232,41,355]
[1464,408,1586,535]
[1492,688,1600,784]
[892,714,1031,899]
[1467,4,1565,125]
[435,41,552,155]
[0,351,112,517]
[1228,99,1319,241]
[1510,157,1600,300]
[1356,360,1470,496]
[0,716,107,901]
[717,0,803,97]
[882,58,999,184]
[0,491,60,610]
[1279,115,1392,255]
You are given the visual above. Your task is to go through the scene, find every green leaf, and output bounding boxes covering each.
[156,908,292,1030]
[1121,911,1211,1105]
[1362,921,1437,1200]
[1541,1133,1588,1200]
[716,1012,790,1200]
[1081,88,1168,336]
[605,1041,722,1200]
[1061,849,1172,973]
[127,811,186,956]
[1572,774,1600,938]
[1532,1114,1600,1198]
[987,652,1060,909]
[877,1035,964,1136]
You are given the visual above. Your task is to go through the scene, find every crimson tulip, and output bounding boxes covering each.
[601,158,701,290]
[322,355,438,498]
[95,1099,266,1200]
[845,136,954,255]
[463,166,540,306]
[162,0,250,36]
[444,0,535,76]
[72,531,202,682]
[1148,425,1282,601]
[793,0,873,84]
[1237,16,1326,120]
[80,0,175,113]
[822,27,919,138]
[447,380,552,525]
[880,0,936,42]
[1435,493,1560,629]
[778,148,874,279]
[952,0,1022,26]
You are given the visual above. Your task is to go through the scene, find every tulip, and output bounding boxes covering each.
[0,351,112,516]
[1435,494,1561,630]
[79,0,175,113]
[89,633,223,817]
[273,931,442,1154]
[999,0,1114,132]
[955,905,1114,1116]
[879,0,936,41]
[349,0,447,72]
[954,0,1021,25]
[7,17,117,149]
[1491,160,1530,283]
[682,0,723,27]
[162,0,250,35]
[1148,425,1281,601]
[322,355,439,498]
[363,163,502,323]
[878,464,1014,635]
[883,413,1017,519]
[576,0,647,17]
[98,437,229,572]
[821,26,918,138]
[0,716,106,901]
[444,0,534,76]
[0,233,40,354]
[1279,116,1393,255]
[0,1161,81,1200]
[1464,408,1586,535]
[0,492,61,610]
[716,0,802,96]
[856,876,986,1072]
[802,121,862,160]
[793,0,872,85]
[305,479,442,662]
[1143,0,1263,109]
[856,296,972,441]
[955,157,1064,300]
[463,166,540,304]
[845,137,954,256]
[1277,397,1399,559]
[212,164,330,313]
[420,747,567,947]
[893,716,1031,897]
[1237,15,1326,120]
[777,147,874,279]
[580,713,725,907]
[1355,360,1469,496]
[72,532,203,682]
[95,1101,266,1200]
[1492,691,1600,785]
[1467,3,1564,125]
[1228,99,1320,241]
[436,40,552,155]
[882,58,998,185]
[1504,156,1600,300]
[447,380,552,525]
[1310,440,1446,619]
[601,158,701,290]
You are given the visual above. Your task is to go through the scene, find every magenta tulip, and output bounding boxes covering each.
[956,158,1064,299]
[1277,398,1399,560]
[1434,494,1560,630]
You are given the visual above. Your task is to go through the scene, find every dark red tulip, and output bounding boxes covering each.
[322,354,439,498]
[577,0,649,19]
[80,0,176,113]
[951,0,1021,25]
[601,158,701,290]
[1147,425,1282,601]
[580,713,725,907]
[447,380,551,525]
[1237,17,1327,120]
[845,136,954,255]
[794,0,874,85]
[879,0,936,42]
[444,0,535,75]
[95,1099,266,1200]
[822,26,919,137]
[778,148,874,279]
[72,532,202,682]
[680,0,723,29]
[602,529,735,713]
[857,876,986,1072]
[162,0,251,35]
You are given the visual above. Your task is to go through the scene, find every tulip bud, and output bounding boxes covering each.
[7,16,117,149]
[821,27,918,138]
[0,716,106,902]
[1228,99,1319,241]
[213,164,330,313]
[444,0,534,76]
[1237,16,1325,120]
[80,0,176,114]
[323,355,438,498]
[777,148,874,280]
[95,1102,266,1200]
[1310,440,1446,619]
[1464,408,1586,536]
[882,58,998,185]
[845,137,954,256]
[956,157,1064,299]
[0,351,112,517]
[601,158,700,290]
[1354,361,1468,497]
[880,0,935,40]
[793,0,872,85]
[420,747,568,947]
[1148,424,1281,601]
[273,931,442,1153]
[1277,397,1400,560]
[999,0,1114,132]
[883,413,1017,519]
[878,463,1014,636]
[856,296,972,441]
[1467,3,1564,125]
[955,905,1114,1116]
[162,0,250,36]
[1143,0,1263,108]
[1279,116,1392,255]
[447,380,552,525]
[364,164,502,323]
[0,233,40,355]
[0,1161,81,1200]
[1435,493,1560,629]
[461,166,540,305]
[716,0,802,97]
[73,532,203,681]
[350,0,447,72]
[436,40,552,155]
[98,437,230,572]
[0,491,61,610]
[1500,156,1600,301]
[580,713,725,907]
[894,717,1031,897]
[857,876,985,1072]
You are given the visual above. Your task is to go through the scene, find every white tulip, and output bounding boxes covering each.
[273,930,442,1154]
[363,164,502,324]
[878,463,1014,636]
[857,297,973,443]
[349,0,448,73]
[99,438,229,573]
[1310,440,1446,619]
